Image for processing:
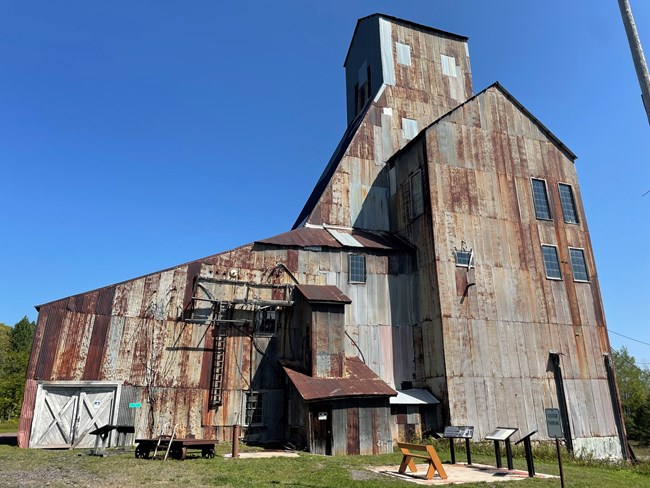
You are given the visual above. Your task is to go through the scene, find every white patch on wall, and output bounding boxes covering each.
[396,42,411,66]
[402,118,419,140]
[441,54,457,77]
[379,18,395,86]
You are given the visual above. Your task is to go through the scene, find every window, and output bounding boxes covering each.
[569,248,589,282]
[354,63,372,115]
[348,254,366,283]
[441,54,457,77]
[402,118,418,140]
[531,178,552,220]
[410,171,424,218]
[245,391,263,426]
[542,245,562,280]
[455,250,473,268]
[558,183,579,224]
[255,307,277,334]
[396,42,411,66]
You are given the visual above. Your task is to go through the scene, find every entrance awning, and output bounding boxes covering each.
[389,389,439,405]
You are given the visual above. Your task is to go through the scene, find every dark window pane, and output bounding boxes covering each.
[532,179,552,220]
[559,184,579,224]
[349,255,366,283]
[410,171,424,218]
[542,245,562,279]
[455,250,473,267]
[570,248,589,281]
[245,391,262,425]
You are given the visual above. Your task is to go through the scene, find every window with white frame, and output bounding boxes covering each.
[245,391,263,426]
[441,54,457,77]
[402,118,418,140]
[569,248,589,282]
[410,171,424,218]
[455,249,474,268]
[348,254,366,283]
[396,42,411,66]
[531,178,552,220]
[558,183,579,224]
[542,245,562,280]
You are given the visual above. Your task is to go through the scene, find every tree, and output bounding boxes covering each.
[612,346,650,443]
[0,317,35,421]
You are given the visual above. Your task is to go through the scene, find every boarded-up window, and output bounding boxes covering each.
[410,171,424,218]
[569,248,589,282]
[542,245,562,280]
[441,54,457,77]
[396,42,411,66]
[402,118,418,140]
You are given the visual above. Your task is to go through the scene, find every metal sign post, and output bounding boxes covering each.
[545,408,565,488]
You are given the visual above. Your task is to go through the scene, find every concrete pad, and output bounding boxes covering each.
[224,450,300,459]
[367,462,558,485]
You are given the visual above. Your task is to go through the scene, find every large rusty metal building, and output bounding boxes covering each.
[19,14,627,459]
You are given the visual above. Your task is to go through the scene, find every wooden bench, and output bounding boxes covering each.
[397,442,448,480]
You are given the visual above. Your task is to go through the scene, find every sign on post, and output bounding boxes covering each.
[129,402,142,408]
[545,408,563,438]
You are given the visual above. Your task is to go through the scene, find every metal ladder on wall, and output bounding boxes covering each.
[209,301,229,408]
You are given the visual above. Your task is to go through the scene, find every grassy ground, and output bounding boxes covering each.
[0,419,18,433]
[0,440,648,487]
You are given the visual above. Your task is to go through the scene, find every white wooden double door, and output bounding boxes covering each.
[30,385,117,449]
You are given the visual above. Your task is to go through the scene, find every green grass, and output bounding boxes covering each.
[0,440,648,487]
[0,419,18,433]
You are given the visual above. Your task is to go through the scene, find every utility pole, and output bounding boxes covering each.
[618,0,650,125]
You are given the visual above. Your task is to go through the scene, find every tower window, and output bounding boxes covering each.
[348,254,366,283]
[531,178,552,220]
[542,245,562,280]
[569,248,589,282]
[441,54,457,77]
[402,118,419,140]
[396,42,411,66]
[558,183,579,224]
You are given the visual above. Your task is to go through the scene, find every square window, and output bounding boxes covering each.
[348,254,366,283]
[559,183,579,224]
[531,179,552,220]
[441,54,457,77]
[455,250,473,267]
[569,248,589,282]
[245,391,263,426]
[542,245,562,280]
[396,42,411,66]
[410,171,424,218]
[402,118,419,140]
[255,307,277,335]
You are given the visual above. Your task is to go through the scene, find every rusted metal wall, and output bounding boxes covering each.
[330,398,393,455]
[389,84,620,456]
[20,241,417,446]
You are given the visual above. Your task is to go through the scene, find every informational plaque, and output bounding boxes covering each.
[443,426,474,439]
[485,427,518,441]
[545,408,564,438]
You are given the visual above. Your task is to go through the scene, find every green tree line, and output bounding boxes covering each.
[613,346,650,446]
[0,317,35,421]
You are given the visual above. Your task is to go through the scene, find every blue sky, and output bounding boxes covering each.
[1,1,649,363]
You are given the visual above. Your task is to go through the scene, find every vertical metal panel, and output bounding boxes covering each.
[35,308,65,380]
[346,404,360,455]
[17,379,37,448]
[82,314,111,380]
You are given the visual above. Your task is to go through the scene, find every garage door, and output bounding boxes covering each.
[30,384,117,449]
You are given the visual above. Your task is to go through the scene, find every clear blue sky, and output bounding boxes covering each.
[1,1,649,363]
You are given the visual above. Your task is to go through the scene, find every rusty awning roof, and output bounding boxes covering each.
[256,226,412,252]
[283,357,397,402]
[295,284,351,304]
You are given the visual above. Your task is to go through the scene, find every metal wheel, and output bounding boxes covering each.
[202,448,215,459]
[135,445,151,459]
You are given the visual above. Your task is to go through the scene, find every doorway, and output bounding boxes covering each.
[310,406,332,455]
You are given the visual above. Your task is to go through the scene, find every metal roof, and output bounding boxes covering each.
[283,357,397,401]
[256,226,412,252]
[295,285,351,304]
[389,389,440,405]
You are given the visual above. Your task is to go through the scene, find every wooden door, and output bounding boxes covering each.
[30,387,79,448]
[72,388,116,448]
[311,406,332,455]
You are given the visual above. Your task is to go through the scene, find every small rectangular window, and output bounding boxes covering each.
[396,42,411,66]
[558,183,579,224]
[531,178,552,220]
[348,254,366,283]
[542,245,562,280]
[441,54,457,77]
[402,118,418,140]
[255,307,277,335]
[455,250,473,268]
[410,171,424,218]
[569,248,589,282]
[245,391,263,426]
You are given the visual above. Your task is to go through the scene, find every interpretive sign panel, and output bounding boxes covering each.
[485,427,518,441]
[443,426,474,438]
